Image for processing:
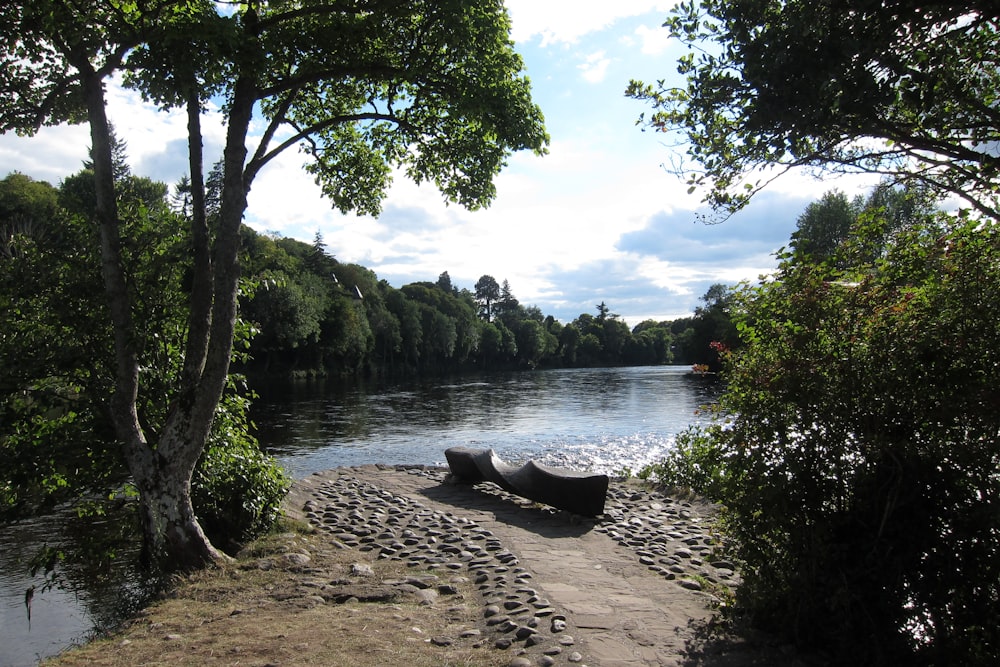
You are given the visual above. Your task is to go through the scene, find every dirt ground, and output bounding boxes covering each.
[43,523,507,667]
[42,468,814,667]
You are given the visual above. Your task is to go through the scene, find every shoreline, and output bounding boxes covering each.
[44,465,805,667]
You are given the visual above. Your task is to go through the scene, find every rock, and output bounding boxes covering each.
[430,635,452,646]
[405,575,439,589]
[678,579,703,591]
[283,552,311,567]
[414,588,439,605]
[568,651,584,662]
[350,562,374,577]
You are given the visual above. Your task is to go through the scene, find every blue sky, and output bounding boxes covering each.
[0,1,878,326]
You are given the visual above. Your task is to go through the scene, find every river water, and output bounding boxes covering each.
[0,365,718,665]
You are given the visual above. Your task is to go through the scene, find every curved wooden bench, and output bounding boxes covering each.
[444,446,609,517]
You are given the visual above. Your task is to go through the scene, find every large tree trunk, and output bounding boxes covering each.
[134,41,259,569]
[74,4,263,571]
[81,65,229,570]
[131,443,221,570]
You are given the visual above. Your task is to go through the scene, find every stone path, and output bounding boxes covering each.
[287,464,792,667]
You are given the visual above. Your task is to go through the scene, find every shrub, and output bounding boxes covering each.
[639,424,730,500]
[192,383,290,551]
[688,215,1000,665]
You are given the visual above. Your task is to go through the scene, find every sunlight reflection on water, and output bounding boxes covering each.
[253,366,721,478]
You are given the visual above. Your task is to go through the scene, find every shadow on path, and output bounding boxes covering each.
[417,479,596,539]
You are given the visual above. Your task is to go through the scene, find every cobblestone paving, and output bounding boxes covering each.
[292,465,747,667]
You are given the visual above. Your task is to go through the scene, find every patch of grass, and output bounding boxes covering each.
[43,528,506,667]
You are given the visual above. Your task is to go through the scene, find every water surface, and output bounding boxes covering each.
[1,365,718,665]
[254,365,719,477]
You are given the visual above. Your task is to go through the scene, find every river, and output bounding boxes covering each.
[0,365,719,665]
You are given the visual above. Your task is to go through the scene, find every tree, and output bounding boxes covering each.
[436,271,454,294]
[1,166,287,553]
[558,324,580,366]
[791,183,939,268]
[628,0,1000,219]
[495,278,520,324]
[689,283,738,371]
[595,301,610,321]
[789,190,858,262]
[475,274,501,321]
[0,173,61,256]
[244,273,326,361]
[514,319,547,368]
[2,0,547,569]
[1,174,117,519]
[306,230,336,276]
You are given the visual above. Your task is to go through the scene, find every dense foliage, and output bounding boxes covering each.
[0,169,288,549]
[644,195,1000,664]
[235,228,737,377]
[628,0,1000,219]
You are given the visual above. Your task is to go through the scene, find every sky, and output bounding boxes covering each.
[0,1,880,327]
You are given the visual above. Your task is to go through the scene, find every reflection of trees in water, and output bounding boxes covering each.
[253,367,724,476]
[2,501,163,639]
[60,506,164,633]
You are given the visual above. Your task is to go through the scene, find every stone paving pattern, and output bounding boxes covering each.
[290,464,744,667]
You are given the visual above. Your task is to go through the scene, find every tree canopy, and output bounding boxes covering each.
[627,0,1000,218]
[1,0,548,570]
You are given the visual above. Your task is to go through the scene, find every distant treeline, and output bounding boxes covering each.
[0,165,737,387]
[237,229,739,378]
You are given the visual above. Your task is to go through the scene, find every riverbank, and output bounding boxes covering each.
[44,466,809,666]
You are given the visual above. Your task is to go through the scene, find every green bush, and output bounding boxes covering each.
[192,384,290,551]
[685,215,1000,665]
[639,424,730,500]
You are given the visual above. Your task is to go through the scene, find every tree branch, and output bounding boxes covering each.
[246,111,414,181]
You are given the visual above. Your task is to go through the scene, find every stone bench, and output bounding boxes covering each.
[444,446,609,517]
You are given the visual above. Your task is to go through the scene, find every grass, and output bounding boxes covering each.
[42,520,506,667]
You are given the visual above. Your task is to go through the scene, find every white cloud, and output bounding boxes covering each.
[634,23,672,55]
[507,0,680,46]
[578,51,612,83]
[0,124,89,182]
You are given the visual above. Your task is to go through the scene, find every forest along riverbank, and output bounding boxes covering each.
[287,464,799,666]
